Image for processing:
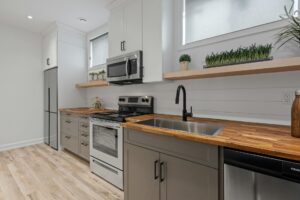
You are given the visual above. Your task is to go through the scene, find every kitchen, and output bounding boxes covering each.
[1,0,300,199]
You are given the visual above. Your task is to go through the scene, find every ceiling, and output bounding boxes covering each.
[0,0,115,33]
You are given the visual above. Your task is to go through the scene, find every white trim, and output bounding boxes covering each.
[176,0,293,50]
[0,138,44,152]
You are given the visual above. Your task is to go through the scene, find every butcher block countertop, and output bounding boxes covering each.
[59,107,112,115]
[124,114,300,162]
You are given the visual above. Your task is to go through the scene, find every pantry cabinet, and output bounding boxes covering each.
[124,129,219,200]
[108,0,142,58]
[42,28,58,70]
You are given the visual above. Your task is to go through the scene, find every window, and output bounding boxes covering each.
[182,0,295,45]
[89,33,108,69]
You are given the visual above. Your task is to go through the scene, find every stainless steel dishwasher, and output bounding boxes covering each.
[224,148,300,200]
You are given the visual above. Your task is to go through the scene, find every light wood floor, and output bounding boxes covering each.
[0,144,124,200]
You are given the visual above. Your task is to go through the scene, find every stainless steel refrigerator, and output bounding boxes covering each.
[44,67,58,150]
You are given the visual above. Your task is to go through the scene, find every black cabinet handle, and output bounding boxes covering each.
[81,133,88,137]
[123,41,126,51]
[46,58,50,66]
[120,41,123,51]
[81,142,88,147]
[160,162,165,182]
[154,160,159,180]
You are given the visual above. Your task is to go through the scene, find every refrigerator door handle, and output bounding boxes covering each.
[48,88,50,111]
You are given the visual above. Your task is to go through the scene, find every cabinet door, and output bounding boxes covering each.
[123,0,142,53]
[48,68,58,113]
[124,143,160,200]
[109,5,124,58]
[44,70,49,111]
[44,112,49,144]
[49,113,58,149]
[43,30,58,70]
[160,154,219,200]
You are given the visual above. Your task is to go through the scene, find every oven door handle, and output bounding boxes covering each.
[103,126,114,130]
[125,58,129,78]
[100,125,120,130]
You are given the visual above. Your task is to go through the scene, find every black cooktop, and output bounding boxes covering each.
[91,111,143,122]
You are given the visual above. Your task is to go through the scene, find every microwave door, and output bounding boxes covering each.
[107,61,128,82]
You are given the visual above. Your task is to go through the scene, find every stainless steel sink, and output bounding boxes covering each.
[136,118,223,136]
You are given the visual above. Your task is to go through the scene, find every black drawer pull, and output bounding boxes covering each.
[160,162,165,182]
[81,133,89,137]
[154,160,159,180]
[81,142,88,147]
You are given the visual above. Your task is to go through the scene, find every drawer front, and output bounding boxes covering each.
[79,121,89,131]
[61,116,78,135]
[79,141,89,160]
[125,129,219,169]
[79,130,89,143]
[61,132,78,154]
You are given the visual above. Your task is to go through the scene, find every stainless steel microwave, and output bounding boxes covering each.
[106,51,143,85]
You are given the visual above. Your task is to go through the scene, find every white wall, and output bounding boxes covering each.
[0,23,43,150]
[86,3,300,126]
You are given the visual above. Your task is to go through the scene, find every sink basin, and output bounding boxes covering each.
[136,118,223,136]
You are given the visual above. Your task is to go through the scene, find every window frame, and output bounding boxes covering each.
[89,32,109,71]
[176,0,299,51]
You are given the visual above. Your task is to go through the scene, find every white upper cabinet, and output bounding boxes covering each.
[108,0,174,83]
[108,0,142,58]
[142,0,174,82]
[123,0,142,53]
[42,29,58,70]
[109,5,124,58]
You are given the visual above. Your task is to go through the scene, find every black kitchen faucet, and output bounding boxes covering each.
[175,85,193,121]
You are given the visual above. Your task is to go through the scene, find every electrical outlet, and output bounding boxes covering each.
[282,91,294,105]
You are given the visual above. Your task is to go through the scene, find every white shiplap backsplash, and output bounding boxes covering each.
[87,71,300,125]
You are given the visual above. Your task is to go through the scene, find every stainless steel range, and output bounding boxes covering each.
[90,96,154,190]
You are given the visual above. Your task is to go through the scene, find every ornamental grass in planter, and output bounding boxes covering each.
[205,44,273,68]
[276,0,300,48]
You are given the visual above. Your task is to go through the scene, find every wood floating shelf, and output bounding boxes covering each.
[164,57,300,81]
[76,80,109,88]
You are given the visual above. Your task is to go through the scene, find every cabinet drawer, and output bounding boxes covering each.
[79,121,89,131]
[79,129,89,141]
[61,116,78,134]
[125,129,219,169]
[79,141,89,160]
[61,132,78,154]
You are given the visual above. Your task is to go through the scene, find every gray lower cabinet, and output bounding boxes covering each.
[124,129,219,200]
[60,112,90,160]
[160,154,218,200]
[124,144,160,200]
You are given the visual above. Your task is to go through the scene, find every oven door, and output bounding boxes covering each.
[90,119,123,170]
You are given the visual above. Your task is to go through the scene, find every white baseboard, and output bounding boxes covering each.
[0,138,44,152]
